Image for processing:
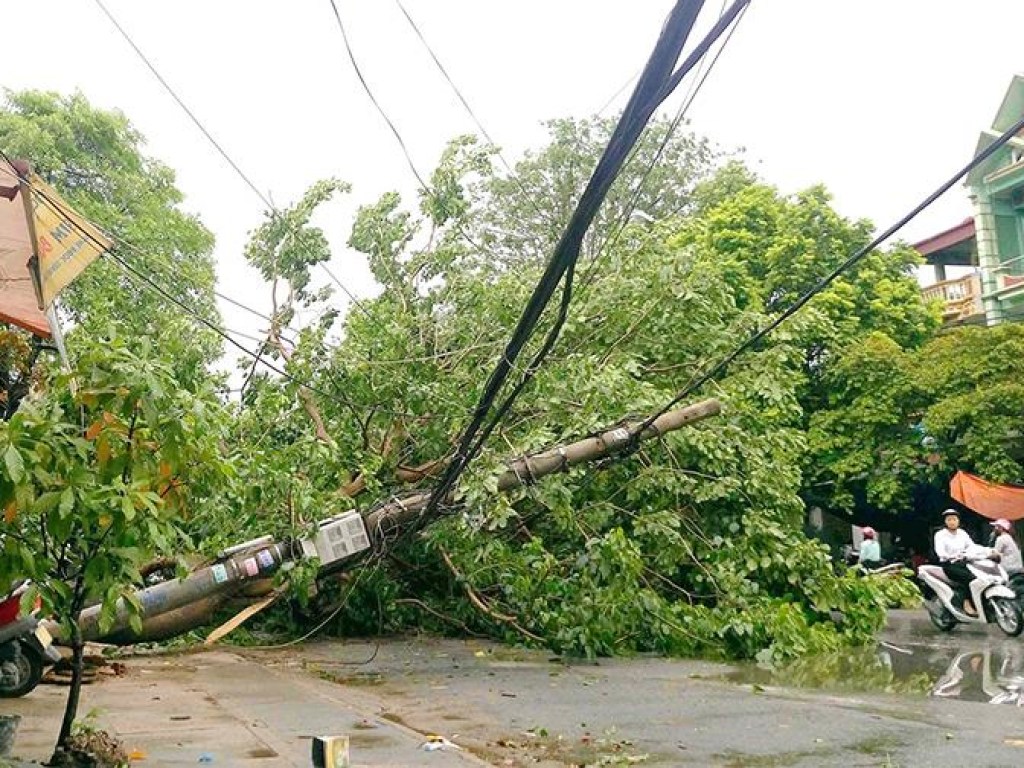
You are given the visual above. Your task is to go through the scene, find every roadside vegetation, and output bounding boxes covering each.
[5,92,1008,719]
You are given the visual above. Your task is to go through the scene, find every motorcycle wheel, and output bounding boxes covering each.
[0,640,43,698]
[991,597,1024,637]
[927,601,957,632]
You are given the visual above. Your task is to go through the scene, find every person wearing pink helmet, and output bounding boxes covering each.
[858,527,882,569]
[990,519,1023,574]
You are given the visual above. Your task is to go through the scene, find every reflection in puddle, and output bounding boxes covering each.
[725,641,1024,705]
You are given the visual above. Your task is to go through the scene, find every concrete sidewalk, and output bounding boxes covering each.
[4,650,484,767]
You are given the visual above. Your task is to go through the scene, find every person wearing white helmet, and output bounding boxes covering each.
[989,518,1023,574]
[934,508,997,616]
[858,527,882,569]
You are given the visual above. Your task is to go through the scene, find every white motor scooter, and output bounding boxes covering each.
[918,555,1023,637]
[932,647,1024,705]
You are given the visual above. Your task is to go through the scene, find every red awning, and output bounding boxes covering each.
[950,470,1024,521]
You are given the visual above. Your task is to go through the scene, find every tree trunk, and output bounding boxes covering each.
[54,617,84,759]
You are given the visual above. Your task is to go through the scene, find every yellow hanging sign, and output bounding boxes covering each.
[24,173,112,308]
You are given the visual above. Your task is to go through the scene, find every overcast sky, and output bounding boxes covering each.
[5,1,1024,349]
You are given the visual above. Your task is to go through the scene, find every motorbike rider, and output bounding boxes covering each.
[934,508,998,616]
[858,527,882,569]
[988,519,1023,574]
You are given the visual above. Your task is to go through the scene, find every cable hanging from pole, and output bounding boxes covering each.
[579,0,748,296]
[458,0,751,481]
[421,0,752,526]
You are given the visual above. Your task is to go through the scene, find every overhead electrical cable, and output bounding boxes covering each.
[109,253,355,410]
[387,0,561,278]
[0,145,304,345]
[597,70,642,117]
[91,0,370,318]
[421,0,751,524]
[3,160,351,409]
[325,0,429,192]
[91,0,269,209]
[325,0,487,257]
[456,0,750,481]
[629,110,1024,443]
[579,0,748,295]
[393,0,508,172]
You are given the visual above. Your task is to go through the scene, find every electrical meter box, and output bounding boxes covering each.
[302,511,371,566]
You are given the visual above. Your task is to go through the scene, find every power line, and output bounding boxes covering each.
[393,0,501,164]
[394,0,523,184]
[4,160,351,409]
[92,0,271,210]
[324,0,487,258]
[422,0,724,523]
[391,0,557,248]
[91,0,370,318]
[325,0,429,192]
[597,70,642,117]
[449,0,750,489]
[579,0,748,296]
[629,110,1024,441]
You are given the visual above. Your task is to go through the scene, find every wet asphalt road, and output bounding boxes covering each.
[250,609,1024,767]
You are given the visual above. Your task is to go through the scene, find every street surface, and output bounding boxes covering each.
[6,610,1024,767]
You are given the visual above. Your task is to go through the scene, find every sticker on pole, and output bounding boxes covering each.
[243,557,259,577]
[257,549,275,570]
[211,564,229,584]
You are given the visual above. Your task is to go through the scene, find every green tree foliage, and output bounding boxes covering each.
[807,324,1024,516]
[0,327,38,420]
[0,338,230,758]
[0,90,221,384]
[0,91,229,758]
[468,116,716,269]
[683,169,940,393]
[217,124,927,662]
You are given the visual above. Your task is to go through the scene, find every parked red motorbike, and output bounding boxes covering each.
[0,581,62,697]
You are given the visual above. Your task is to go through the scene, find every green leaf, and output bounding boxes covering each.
[121,494,136,521]
[4,445,25,484]
[59,488,75,519]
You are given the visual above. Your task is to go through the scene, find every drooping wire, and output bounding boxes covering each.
[440,1,752,501]
[393,0,507,171]
[325,0,429,192]
[421,1,721,523]
[91,0,370,318]
[629,111,1024,441]
[579,0,748,295]
[4,159,359,411]
[597,70,642,117]
[324,0,486,255]
[392,0,548,226]
[91,0,269,210]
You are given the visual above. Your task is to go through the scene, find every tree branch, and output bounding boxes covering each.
[438,547,543,643]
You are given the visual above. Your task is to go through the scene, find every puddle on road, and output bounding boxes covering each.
[722,640,1024,705]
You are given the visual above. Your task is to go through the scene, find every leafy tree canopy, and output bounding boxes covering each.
[807,324,1024,517]
[0,90,221,386]
[211,119,928,662]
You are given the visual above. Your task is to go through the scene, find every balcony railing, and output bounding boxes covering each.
[921,273,984,323]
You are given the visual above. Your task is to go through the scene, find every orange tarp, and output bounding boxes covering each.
[950,470,1024,521]
[0,159,50,337]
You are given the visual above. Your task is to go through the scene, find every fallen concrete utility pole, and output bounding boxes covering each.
[361,396,723,539]
[57,398,720,645]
